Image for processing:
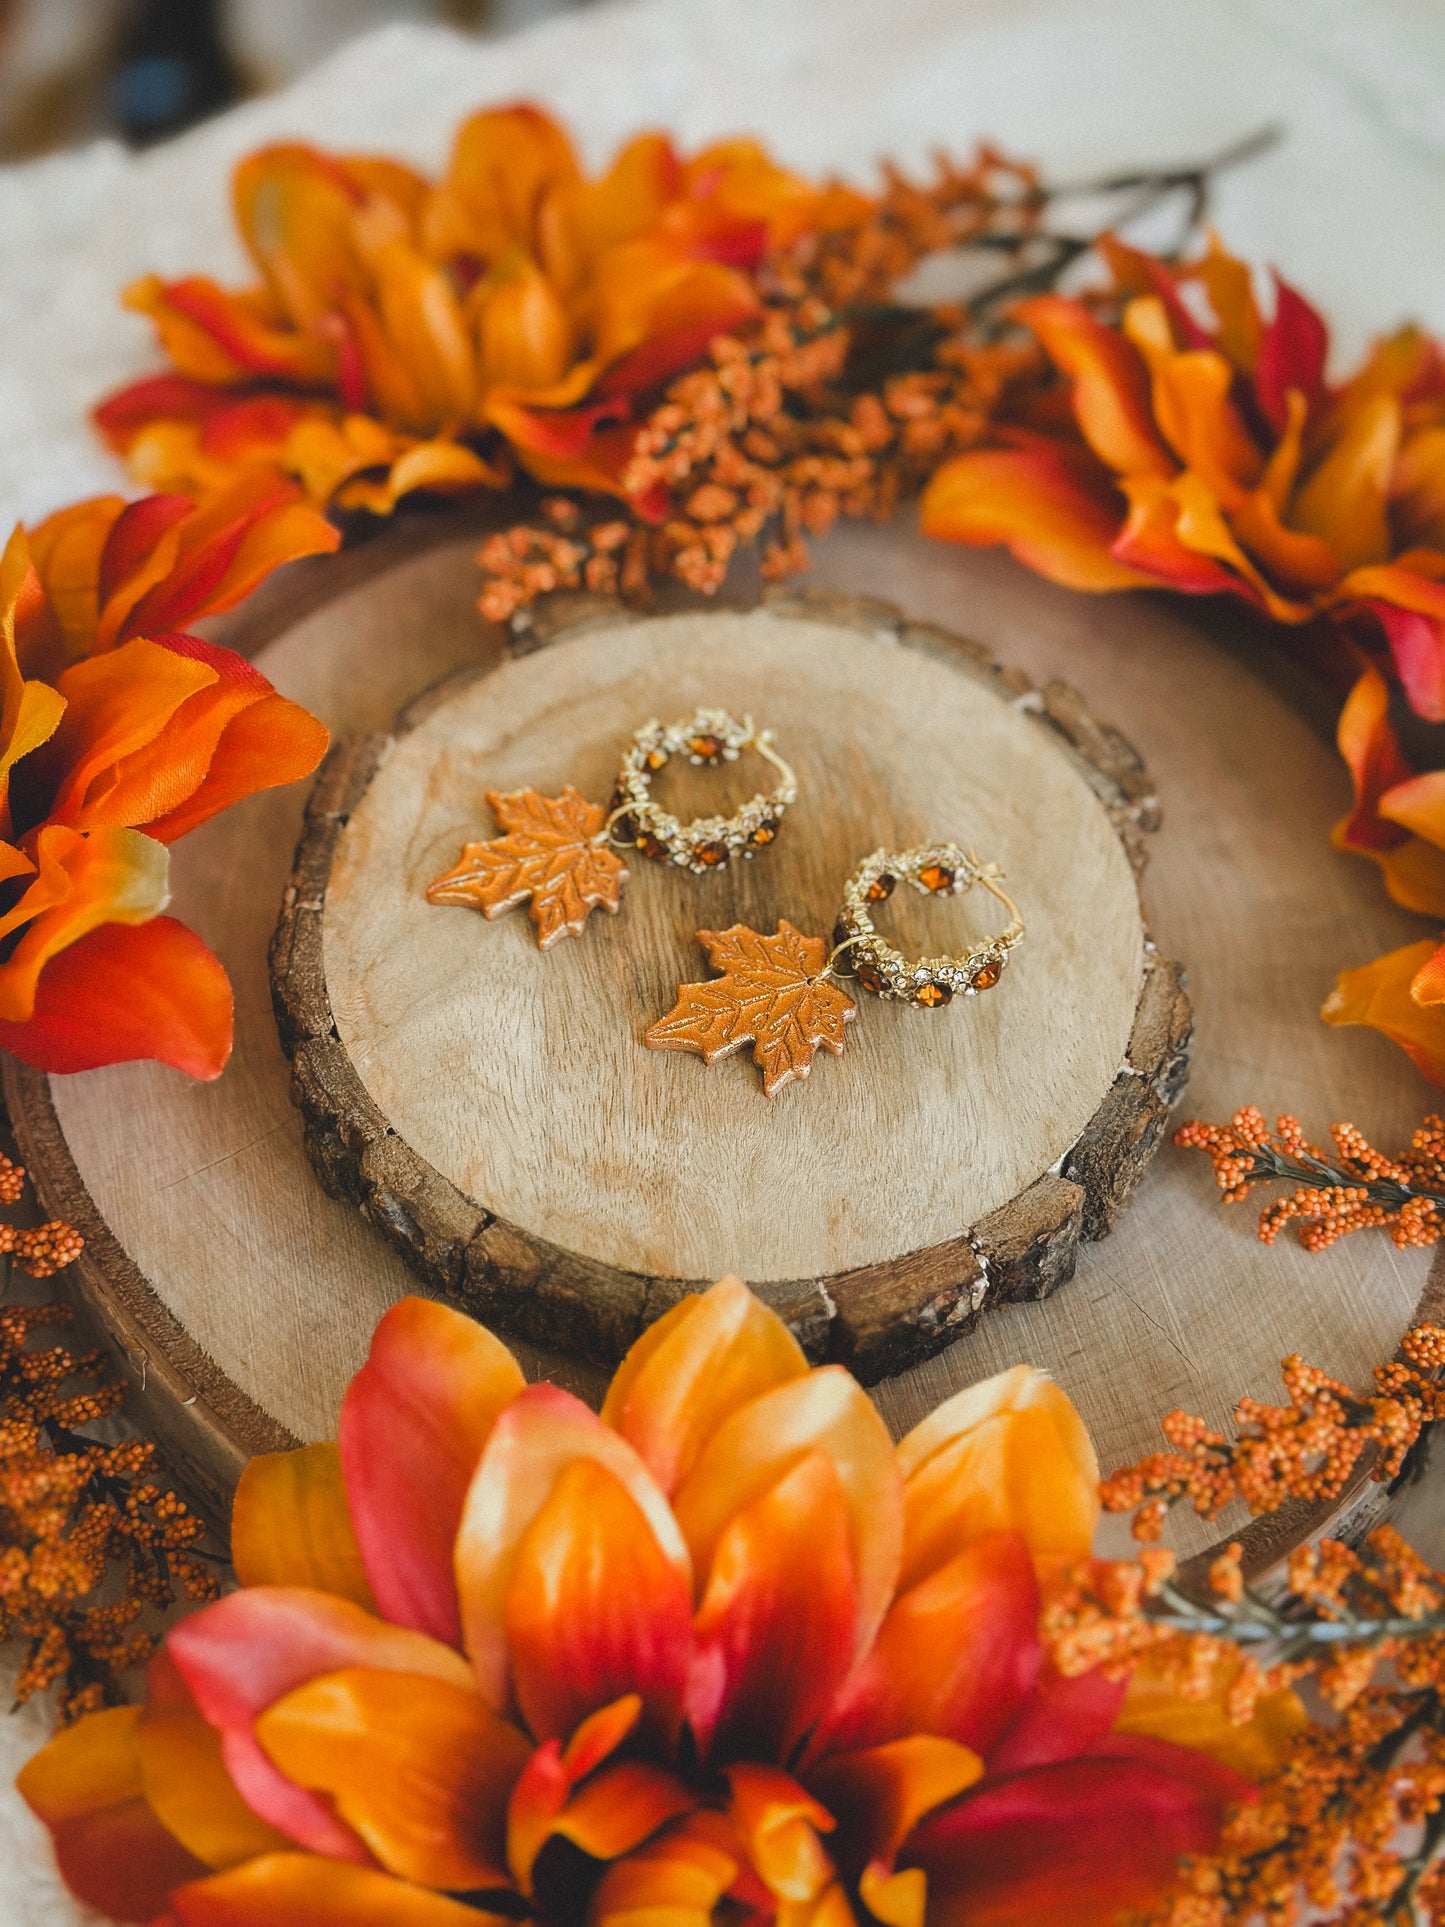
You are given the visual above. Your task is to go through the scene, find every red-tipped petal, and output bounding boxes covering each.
[983,1662,1126,1777]
[505,1455,693,1744]
[1015,296,1172,478]
[1254,272,1330,433]
[812,1532,1040,1762]
[901,1739,1246,1926]
[688,1449,858,1764]
[339,1295,525,1650]
[1334,665,1414,852]
[1365,596,1445,723]
[0,916,233,1079]
[165,1588,473,1861]
[806,1736,983,1871]
[455,1382,688,1712]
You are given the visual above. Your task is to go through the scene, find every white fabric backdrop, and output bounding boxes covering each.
[2,1,1443,1917]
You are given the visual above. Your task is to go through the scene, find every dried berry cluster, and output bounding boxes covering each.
[1177,1109,1445,1252]
[0,1162,216,1722]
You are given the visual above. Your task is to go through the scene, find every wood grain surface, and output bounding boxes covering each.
[12,515,1436,1558]
[271,600,1175,1379]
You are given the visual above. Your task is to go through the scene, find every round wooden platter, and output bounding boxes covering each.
[2,514,1439,1566]
[270,598,1178,1388]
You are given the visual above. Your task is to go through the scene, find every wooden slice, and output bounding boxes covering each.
[2,516,1436,1572]
[270,599,1180,1384]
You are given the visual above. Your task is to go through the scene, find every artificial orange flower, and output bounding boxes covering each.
[20,1276,1291,1927]
[1322,663,1445,1082]
[95,105,864,518]
[0,483,333,1077]
[922,236,1445,716]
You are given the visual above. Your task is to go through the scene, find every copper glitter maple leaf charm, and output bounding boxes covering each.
[646,920,856,1095]
[425,786,628,949]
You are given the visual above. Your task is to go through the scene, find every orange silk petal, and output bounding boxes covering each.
[474,252,575,394]
[588,1814,740,1927]
[0,913,231,1078]
[921,445,1157,592]
[601,1274,809,1495]
[231,1442,375,1608]
[1322,939,1445,1083]
[688,1449,858,1763]
[723,1764,835,1903]
[571,131,681,262]
[17,1705,210,1923]
[543,1760,697,1868]
[136,1706,291,1869]
[1292,392,1399,573]
[40,638,216,829]
[504,1696,645,1892]
[806,1735,983,1869]
[0,824,170,1025]
[122,273,332,387]
[895,1366,1099,1589]
[455,1381,689,1712]
[1379,769,1445,849]
[170,1853,509,1926]
[370,243,479,425]
[505,1455,693,1744]
[590,249,761,398]
[339,1294,525,1650]
[1116,1652,1306,1781]
[21,495,129,668]
[424,104,581,264]
[1196,234,1262,372]
[673,1363,901,1668]
[1015,296,1173,478]
[813,1531,1041,1762]
[1333,665,1414,854]
[255,1666,529,1890]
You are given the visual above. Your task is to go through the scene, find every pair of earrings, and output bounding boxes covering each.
[426,708,1025,1095]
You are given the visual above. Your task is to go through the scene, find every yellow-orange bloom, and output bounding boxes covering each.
[922,236,1445,717]
[20,1277,1291,1927]
[95,105,865,518]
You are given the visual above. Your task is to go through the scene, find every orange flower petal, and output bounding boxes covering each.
[1343,569,1445,720]
[505,1455,693,1745]
[984,1662,1127,1777]
[39,639,215,830]
[590,249,761,399]
[255,1666,528,1890]
[135,1706,291,1869]
[601,1274,809,1496]
[921,444,1158,593]
[0,913,231,1078]
[170,1853,509,1926]
[1291,393,1399,573]
[1111,475,1250,598]
[589,1814,740,1927]
[723,1764,835,1902]
[812,1531,1040,1761]
[673,1363,901,1669]
[124,274,334,387]
[455,1381,688,1712]
[339,1294,524,1649]
[474,251,575,395]
[688,1449,858,1763]
[900,1741,1245,1927]
[543,1759,697,1868]
[1121,303,1260,500]
[424,104,581,265]
[1014,296,1173,478]
[166,1587,473,1861]
[1116,1652,1306,1781]
[231,1442,375,1609]
[17,1705,210,1924]
[895,1367,1098,1589]
[1333,665,1414,854]
[504,1696,644,1891]
[807,1735,983,1869]
[1322,939,1445,1084]
[1195,234,1262,373]
[571,131,681,263]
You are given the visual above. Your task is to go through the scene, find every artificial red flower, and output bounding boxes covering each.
[922,237,1445,716]
[95,106,864,519]
[20,1276,1296,1926]
[0,484,333,1078]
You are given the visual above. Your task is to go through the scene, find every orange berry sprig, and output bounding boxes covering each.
[0,1158,219,1721]
[1176,1107,1445,1251]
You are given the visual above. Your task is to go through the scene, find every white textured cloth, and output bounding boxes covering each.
[2,2,1443,1918]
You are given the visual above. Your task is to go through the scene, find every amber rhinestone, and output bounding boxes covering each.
[972,959,1002,990]
[916,980,953,1008]
[749,818,779,846]
[918,863,954,893]
[866,873,896,902]
[832,920,851,952]
[687,733,726,763]
[637,829,669,862]
[695,840,730,868]
[855,960,888,995]
[645,747,668,771]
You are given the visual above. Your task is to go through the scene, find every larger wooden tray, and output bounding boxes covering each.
[3,516,1437,1566]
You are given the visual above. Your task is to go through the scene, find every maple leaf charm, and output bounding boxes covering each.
[425,786,628,949]
[645,920,856,1095]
